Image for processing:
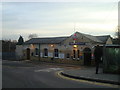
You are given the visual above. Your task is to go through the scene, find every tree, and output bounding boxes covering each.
[17,36,24,45]
[2,39,17,52]
[28,34,38,39]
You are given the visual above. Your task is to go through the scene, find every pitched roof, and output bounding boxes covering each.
[96,35,111,43]
[24,37,69,44]
[77,32,111,43]
[76,32,102,43]
[24,32,111,44]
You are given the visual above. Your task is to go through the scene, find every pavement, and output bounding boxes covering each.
[61,67,120,85]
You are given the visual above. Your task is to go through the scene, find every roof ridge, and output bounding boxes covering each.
[95,35,110,37]
[24,36,69,44]
[31,36,70,39]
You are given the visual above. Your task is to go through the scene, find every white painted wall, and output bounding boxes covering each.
[15,45,24,60]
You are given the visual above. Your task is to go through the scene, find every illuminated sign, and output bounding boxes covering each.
[69,42,86,45]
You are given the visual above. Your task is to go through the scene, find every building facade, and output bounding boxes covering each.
[16,32,113,65]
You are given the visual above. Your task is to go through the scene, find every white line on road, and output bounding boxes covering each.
[34,68,62,72]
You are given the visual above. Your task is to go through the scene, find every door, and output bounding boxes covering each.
[83,48,91,65]
[26,48,30,60]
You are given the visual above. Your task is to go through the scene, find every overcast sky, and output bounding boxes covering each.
[1,0,119,41]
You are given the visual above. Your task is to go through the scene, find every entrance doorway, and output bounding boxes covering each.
[26,48,30,60]
[83,48,91,65]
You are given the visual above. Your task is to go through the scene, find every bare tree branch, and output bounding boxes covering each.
[28,34,38,39]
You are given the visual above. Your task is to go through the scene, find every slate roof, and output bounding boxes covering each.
[96,35,111,43]
[77,32,103,43]
[76,32,111,43]
[24,32,111,44]
[24,37,69,44]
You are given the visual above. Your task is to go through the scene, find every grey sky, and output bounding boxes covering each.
[1,0,119,41]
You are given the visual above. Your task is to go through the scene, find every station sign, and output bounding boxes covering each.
[69,42,86,45]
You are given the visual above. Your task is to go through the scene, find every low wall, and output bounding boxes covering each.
[29,56,84,65]
[22,55,96,66]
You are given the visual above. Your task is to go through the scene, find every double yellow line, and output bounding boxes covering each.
[56,71,119,88]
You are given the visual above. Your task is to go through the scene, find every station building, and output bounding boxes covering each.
[16,32,113,65]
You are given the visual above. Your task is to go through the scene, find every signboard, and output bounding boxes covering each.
[59,53,64,59]
[48,53,53,57]
[69,42,86,45]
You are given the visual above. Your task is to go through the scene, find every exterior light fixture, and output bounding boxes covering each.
[73,45,77,48]
[50,44,54,47]
[30,44,35,49]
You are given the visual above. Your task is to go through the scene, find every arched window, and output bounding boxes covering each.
[44,48,48,57]
[54,49,59,57]
[73,50,76,59]
[35,48,39,55]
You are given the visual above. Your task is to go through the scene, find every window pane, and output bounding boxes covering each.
[35,48,38,55]
[54,49,59,57]
[66,53,70,58]
[44,48,48,56]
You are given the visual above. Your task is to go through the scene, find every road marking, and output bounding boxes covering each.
[34,68,62,72]
[56,71,119,88]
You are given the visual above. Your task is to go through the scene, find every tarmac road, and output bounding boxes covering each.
[2,60,118,88]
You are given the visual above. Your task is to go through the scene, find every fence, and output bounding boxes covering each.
[2,52,16,60]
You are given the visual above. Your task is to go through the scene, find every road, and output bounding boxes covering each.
[2,60,118,88]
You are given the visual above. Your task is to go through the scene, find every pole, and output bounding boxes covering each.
[39,43,40,61]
